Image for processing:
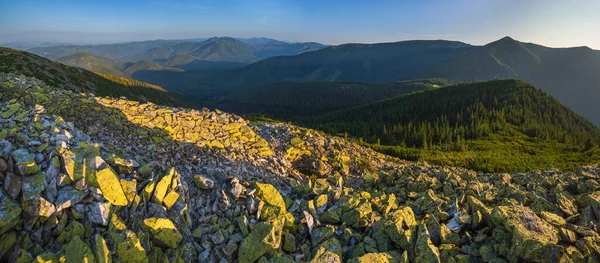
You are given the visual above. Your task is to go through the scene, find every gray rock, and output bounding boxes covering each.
[3,173,22,199]
[12,149,39,175]
[22,172,47,200]
[0,158,7,173]
[34,153,45,164]
[0,140,12,160]
[212,230,226,245]
[193,174,215,190]
[55,186,85,212]
[198,249,210,262]
[28,141,42,147]
[21,196,55,218]
[45,178,58,203]
[86,202,111,226]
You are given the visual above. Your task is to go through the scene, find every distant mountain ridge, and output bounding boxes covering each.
[197,37,600,126]
[28,37,328,63]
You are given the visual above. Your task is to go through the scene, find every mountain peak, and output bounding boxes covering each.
[486,36,519,46]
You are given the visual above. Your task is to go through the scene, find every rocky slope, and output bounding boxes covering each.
[0,73,599,263]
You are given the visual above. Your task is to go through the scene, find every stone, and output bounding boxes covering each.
[491,205,560,262]
[192,174,214,190]
[13,149,39,175]
[35,252,59,263]
[385,206,417,251]
[57,220,85,243]
[290,137,304,146]
[152,168,175,204]
[254,182,287,214]
[311,238,342,263]
[61,236,95,263]
[315,194,328,214]
[0,189,22,235]
[540,211,567,227]
[238,215,249,236]
[0,232,16,259]
[415,224,441,263]
[21,196,55,218]
[222,241,238,256]
[110,229,148,263]
[0,140,12,160]
[3,173,22,199]
[238,219,284,263]
[96,166,128,206]
[283,232,296,253]
[142,217,182,248]
[103,153,139,173]
[348,251,404,263]
[312,226,335,247]
[55,186,85,211]
[22,172,46,200]
[61,146,97,183]
[87,202,111,226]
[94,234,112,263]
[162,191,179,210]
[212,230,226,245]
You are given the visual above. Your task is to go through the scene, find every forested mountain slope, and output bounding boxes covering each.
[217,79,450,118]
[301,80,600,172]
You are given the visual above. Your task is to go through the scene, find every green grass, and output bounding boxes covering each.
[371,132,600,173]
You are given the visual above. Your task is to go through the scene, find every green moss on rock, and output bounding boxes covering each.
[96,166,128,206]
[142,217,182,248]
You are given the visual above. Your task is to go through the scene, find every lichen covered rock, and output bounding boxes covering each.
[142,217,182,248]
[491,205,560,262]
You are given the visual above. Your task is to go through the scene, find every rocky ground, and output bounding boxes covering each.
[0,72,599,263]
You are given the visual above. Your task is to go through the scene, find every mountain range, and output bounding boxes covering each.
[28,36,600,127]
[190,37,600,127]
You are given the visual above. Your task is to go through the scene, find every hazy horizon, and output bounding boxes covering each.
[2,0,600,49]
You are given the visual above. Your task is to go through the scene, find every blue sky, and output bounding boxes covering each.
[1,0,599,49]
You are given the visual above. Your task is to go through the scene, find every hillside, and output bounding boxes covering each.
[55,51,125,76]
[28,39,189,59]
[1,73,599,263]
[217,79,450,118]
[0,47,180,106]
[30,37,327,63]
[197,37,600,126]
[301,80,600,172]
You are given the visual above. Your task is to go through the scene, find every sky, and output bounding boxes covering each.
[1,0,600,49]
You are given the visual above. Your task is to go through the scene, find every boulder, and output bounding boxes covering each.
[238,219,284,263]
[86,202,111,226]
[152,168,175,204]
[254,182,287,213]
[96,166,128,206]
[414,224,441,263]
[385,206,417,251]
[61,236,95,263]
[13,149,39,175]
[0,189,21,235]
[311,238,342,263]
[491,205,561,262]
[348,251,405,263]
[94,234,112,263]
[192,174,214,190]
[142,217,182,248]
[55,186,85,211]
